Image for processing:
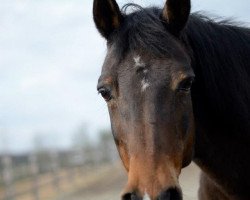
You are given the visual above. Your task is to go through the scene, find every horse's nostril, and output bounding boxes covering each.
[122,193,131,200]
[122,192,140,200]
[157,188,182,200]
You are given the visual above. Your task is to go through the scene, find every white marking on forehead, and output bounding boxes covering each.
[143,192,151,200]
[143,69,148,74]
[141,78,150,92]
[134,56,150,92]
[134,56,146,68]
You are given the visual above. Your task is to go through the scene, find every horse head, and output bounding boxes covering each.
[93,0,195,199]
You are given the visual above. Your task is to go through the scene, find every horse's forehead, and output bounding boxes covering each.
[102,45,191,81]
[103,51,168,81]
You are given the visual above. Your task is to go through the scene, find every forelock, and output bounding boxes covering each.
[109,5,180,60]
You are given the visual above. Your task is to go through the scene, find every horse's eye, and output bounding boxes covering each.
[178,77,194,92]
[98,88,112,101]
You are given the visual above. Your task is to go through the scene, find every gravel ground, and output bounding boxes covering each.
[60,162,200,200]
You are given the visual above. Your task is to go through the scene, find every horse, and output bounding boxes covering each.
[93,0,250,199]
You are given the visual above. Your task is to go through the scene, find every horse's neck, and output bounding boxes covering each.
[182,15,250,197]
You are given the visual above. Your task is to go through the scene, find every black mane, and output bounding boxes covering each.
[184,14,250,135]
[111,4,250,135]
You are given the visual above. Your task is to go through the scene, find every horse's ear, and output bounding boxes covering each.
[93,0,123,39]
[162,0,191,36]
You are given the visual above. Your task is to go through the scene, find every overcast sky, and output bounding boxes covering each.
[0,0,249,153]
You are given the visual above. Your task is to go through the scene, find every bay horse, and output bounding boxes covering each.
[93,0,250,199]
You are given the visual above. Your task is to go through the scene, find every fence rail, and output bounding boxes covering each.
[0,148,118,200]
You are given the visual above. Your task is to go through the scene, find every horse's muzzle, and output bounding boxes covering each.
[122,187,182,200]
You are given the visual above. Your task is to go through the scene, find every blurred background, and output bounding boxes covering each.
[0,0,249,199]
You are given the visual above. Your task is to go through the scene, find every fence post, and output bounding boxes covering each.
[2,154,15,200]
[50,151,60,194]
[29,154,39,200]
[67,151,74,183]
